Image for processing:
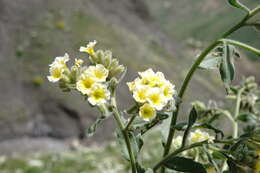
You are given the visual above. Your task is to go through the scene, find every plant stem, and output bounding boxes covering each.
[221,88,244,172]
[153,141,208,171]
[111,96,137,173]
[160,6,259,173]
[125,115,137,131]
[233,88,243,138]
[220,39,260,56]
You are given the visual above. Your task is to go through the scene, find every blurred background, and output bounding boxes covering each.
[0,0,259,172]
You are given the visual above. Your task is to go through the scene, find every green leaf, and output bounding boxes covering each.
[116,131,143,161]
[199,56,222,70]
[237,113,257,122]
[188,107,198,126]
[116,130,130,161]
[227,0,249,12]
[86,116,106,137]
[173,122,187,131]
[219,42,235,90]
[212,151,226,160]
[163,157,207,173]
[181,107,198,147]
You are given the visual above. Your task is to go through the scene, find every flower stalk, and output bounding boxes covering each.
[111,92,137,173]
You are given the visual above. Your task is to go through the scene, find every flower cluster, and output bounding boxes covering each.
[48,41,125,106]
[127,69,176,121]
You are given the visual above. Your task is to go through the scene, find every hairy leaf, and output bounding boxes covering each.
[116,130,143,161]
[199,56,222,70]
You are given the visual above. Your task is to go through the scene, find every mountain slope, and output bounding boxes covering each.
[0,0,259,149]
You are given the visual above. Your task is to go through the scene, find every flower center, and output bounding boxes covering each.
[95,70,105,79]
[150,94,160,104]
[52,68,62,78]
[83,78,94,89]
[93,89,105,100]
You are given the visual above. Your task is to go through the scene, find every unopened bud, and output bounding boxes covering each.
[245,76,255,84]
[110,65,125,77]
[103,50,112,68]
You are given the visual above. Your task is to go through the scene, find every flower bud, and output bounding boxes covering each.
[103,50,112,68]
[245,76,255,84]
[110,59,119,69]
[109,65,125,77]
[109,77,118,93]
[92,50,104,64]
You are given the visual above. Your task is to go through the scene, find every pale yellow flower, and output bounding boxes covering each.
[76,73,96,95]
[162,80,176,101]
[47,63,64,82]
[50,53,69,67]
[75,58,83,67]
[138,68,155,79]
[127,78,141,92]
[86,64,109,82]
[133,86,149,103]
[188,129,214,144]
[147,88,167,110]
[138,69,166,88]
[88,84,110,106]
[139,103,156,121]
[79,40,97,56]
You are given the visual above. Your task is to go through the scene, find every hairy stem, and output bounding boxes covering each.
[233,88,243,138]
[111,96,137,173]
[220,39,260,56]
[125,115,137,131]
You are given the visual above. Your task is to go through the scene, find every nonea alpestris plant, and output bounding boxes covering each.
[47,1,260,173]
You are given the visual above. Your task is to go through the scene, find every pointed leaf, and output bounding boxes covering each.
[163,156,207,173]
[219,42,235,90]
[188,107,198,126]
[181,107,198,147]
[227,0,249,12]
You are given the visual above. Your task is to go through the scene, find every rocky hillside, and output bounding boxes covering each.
[0,0,259,153]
